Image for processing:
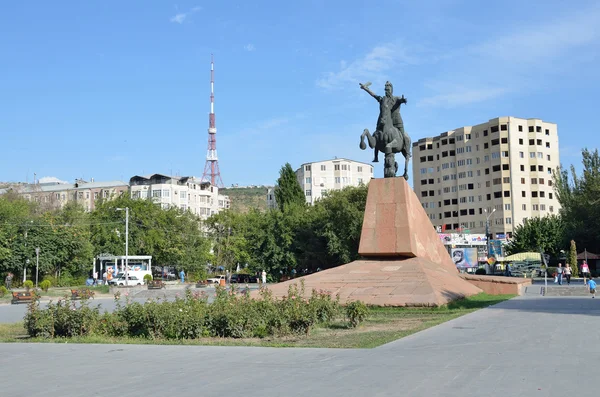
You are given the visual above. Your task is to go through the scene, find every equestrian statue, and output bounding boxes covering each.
[359,81,412,179]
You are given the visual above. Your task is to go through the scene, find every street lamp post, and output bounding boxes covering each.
[485,208,496,274]
[35,247,40,288]
[116,207,129,286]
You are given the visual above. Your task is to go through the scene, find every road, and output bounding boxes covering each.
[0,295,598,396]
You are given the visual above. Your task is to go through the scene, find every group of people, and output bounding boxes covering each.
[553,261,591,285]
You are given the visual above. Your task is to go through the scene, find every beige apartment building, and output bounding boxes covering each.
[129,174,230,220]
[412,117,560,240]
[4,179,128,212]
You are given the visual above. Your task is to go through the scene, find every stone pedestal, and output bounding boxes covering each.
[259,178,481,307]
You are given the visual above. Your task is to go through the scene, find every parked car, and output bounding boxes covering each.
[109,275,144,286]
[206,275,226,284]
[230,274,258,283]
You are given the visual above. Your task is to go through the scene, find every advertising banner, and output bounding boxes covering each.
[451,247,479,268]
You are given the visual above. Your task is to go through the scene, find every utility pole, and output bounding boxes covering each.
[116,207,129,286]
[485,208,496,274]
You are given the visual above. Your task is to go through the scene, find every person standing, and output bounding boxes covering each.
[179,269,185,284]
[5,272,13,290]
[556,263,564,285]
[102,271,107,285]
[564,263,572,285]
[261,270,267,285]
[93,271,98,286]
[582,261,590,285]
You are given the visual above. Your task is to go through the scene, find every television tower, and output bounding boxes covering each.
[201,54,224,188]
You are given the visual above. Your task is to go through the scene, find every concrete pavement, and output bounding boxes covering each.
[0,295,598,396]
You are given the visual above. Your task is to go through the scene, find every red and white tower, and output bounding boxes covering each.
[201,54,224,188]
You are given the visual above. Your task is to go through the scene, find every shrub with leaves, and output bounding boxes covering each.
[346,300,368,328]
[39,280,51,292]
[23,280,34,290]
[24,281,360,340]
[143,274,153,283]
[0,286,7,297]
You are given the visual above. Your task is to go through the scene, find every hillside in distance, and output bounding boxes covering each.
[221,186,271,213]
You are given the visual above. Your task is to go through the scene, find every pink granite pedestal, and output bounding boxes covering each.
[259,178,482,307]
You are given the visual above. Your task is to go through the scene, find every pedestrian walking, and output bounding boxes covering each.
[564,263,572,285]
[588,277,597,298]
[582,261,590,285]
[261,270,267,285]
[179,269,185,283]
[102,271,107,285]
[556,263,564,285]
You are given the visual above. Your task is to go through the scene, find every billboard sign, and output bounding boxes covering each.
[451,248,479,268]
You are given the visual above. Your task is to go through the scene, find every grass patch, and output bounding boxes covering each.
[0,293,514,348]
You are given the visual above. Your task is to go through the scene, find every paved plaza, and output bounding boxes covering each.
[0,295,597,397]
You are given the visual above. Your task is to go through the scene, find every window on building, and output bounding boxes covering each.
[306,177,311,184]
[545,129,550,136]
[501,137,508,144]
[532,191,538,198]
[335,177,341,183]
[521,178,525,184]
[305,165,311,171]
[503,177,510,183]
[529,139,535,145]
[529,126,534,132]
[94,192,99,199]
[522,204,527,210]
[484,143,489,149]
[321,165,326,171]
[522,191,526,197]
[503,191,510,197]
[506,218,512,224]
[549,205,554,212]
[547,154,551,161]
[520,165,525,171]
[502,164,509,171]
[334,164,340,171]
[519,138,523,145]
[549,192,553,199]
[531,165,536,172]
[305,190,312,196]
[536,126,542,132]
[518,125,523,132]
[163,190,170,197]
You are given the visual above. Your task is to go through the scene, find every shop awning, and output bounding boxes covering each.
[504,252,542,262]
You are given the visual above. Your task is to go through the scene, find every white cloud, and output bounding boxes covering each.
[170,6,201,24]
[417,85,510,108]
[244,43,255,52]
[38,176,68,184]
[316,43,419,90]
[418,4,600,108]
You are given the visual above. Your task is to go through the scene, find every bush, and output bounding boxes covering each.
[0,286,7,297]
[475,268,487,275]
[346,301,368,328]
[23,280,34,290]
[143,274,153,283]
[23,281,358,340]
[39,280,51,292]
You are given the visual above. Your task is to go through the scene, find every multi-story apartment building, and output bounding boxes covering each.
[129,174,230,220]
[5,179,128,211]
[412,117,560,240]
[295,158,374,205]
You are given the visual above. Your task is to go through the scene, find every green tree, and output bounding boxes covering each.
[504,215,566,258]
[569,239,578,277]
[311,184,368,267]
[90,196,211,273]
[274,163,305,212]
[554,148,600,254]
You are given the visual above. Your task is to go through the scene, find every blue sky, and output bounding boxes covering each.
[1,0,599,187]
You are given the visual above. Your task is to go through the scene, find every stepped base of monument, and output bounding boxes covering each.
[259,257,482,307]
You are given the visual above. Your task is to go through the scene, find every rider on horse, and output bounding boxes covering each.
[360,81,410,163]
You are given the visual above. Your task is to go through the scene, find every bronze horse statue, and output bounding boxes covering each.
[359,81,411,180]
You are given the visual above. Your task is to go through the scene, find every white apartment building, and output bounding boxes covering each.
[412,117,561,240]
[129,174,230,220]
[295,158,374,205]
